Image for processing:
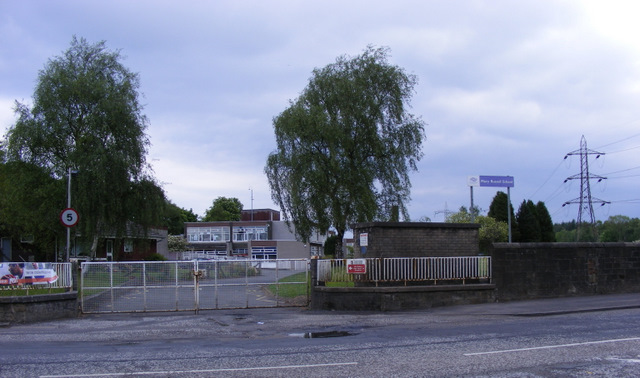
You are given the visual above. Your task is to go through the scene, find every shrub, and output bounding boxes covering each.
[144,253,168,261]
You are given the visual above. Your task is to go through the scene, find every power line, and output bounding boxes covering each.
[528,158,565,199]
[600,166,640,176]
[603,145,640,154]
[594,128,640,150]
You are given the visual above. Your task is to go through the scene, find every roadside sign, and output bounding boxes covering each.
[60,208,79,227]
[468,175,514,188]
[347,259,366,274]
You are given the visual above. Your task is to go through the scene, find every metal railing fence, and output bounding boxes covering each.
[0,262,72,292]
[317,256,491,285]
[80,259,309,314]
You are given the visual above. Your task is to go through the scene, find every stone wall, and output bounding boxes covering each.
[312,239,640,311]
[311,284,495,311]
[490,242,640,301]
[0,292,78,325]
[352,222,480,258]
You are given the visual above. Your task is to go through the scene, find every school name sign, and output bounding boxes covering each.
[468,175,514,188]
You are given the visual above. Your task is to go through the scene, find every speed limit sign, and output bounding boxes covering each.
[60,208,79,227]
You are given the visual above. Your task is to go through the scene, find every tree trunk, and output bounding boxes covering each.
[90,235,99,260]
[334,229,345,259]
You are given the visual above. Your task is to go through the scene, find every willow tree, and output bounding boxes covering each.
[5,37,164,258]
[265,46,425,257]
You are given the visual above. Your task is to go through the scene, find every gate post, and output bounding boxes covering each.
[192,261,203,314]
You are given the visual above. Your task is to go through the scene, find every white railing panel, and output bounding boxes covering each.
[317,256,491,284]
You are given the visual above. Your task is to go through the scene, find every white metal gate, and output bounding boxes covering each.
[80,259,309,314]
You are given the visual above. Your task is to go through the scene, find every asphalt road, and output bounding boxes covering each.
[1,293,640,377]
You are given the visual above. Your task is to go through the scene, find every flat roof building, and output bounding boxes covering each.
[183,209,325,260]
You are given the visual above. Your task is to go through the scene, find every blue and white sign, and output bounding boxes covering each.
[468,175,514,188]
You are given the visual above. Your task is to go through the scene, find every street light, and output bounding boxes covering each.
[249,187,254,222]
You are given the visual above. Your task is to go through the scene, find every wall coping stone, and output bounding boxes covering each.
[492,242,640,249]
[314,284,495,293]
[0,291,77,304]
[354,222,480,230]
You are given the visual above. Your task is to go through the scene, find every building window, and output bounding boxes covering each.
[233,227,246,242]
[233,226,268,242]
[187,227,230,243]
[251,246,277,260]
[232,248,248,256]
[124,239,133,253]
[106,240,114,260]
[20,235,34,244]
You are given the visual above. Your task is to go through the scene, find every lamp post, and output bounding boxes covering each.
[249,187,254,222]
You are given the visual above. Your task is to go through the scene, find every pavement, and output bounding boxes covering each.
[425,292,640,317]
[76,292,640,327]
[2,293,639,345]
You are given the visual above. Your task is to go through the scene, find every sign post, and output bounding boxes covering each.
[60,207,79,262]
[468,175,515,242]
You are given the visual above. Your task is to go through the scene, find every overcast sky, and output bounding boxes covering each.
[2,0,640,224]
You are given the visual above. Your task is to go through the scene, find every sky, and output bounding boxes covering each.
[1,0,640,225]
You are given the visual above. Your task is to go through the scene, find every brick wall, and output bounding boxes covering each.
[490,242,640,301]
[352,222,480,258]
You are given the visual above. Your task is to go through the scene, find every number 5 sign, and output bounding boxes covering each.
[60,208,79,227]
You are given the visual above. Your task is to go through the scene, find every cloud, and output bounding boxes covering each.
[2,0,640,223]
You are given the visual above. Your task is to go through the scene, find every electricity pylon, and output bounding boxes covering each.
[562,135,609,240]
[435,202,454,222]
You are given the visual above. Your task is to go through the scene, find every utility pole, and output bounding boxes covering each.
[563,135,609,240]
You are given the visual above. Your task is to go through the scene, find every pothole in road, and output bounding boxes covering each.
[289,330,357,338]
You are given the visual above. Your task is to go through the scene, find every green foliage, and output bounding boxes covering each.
[164,201,198,235]
[488,191,517,239]
[266,271,310,299]
[265,46,425,257]
[446,206,480,223]
[477,216,508,251]
[202,197,243,221]
[447,208,508,251]
[144,253,167,261]
[536,201,555,242]
[488,192,513,223]
[447,206,473,223]
[0,160,65,260]
[598,215,640,242]
[555,228,576,242]
[3,37,164,256]
[323,235,338,257]
[167,235,189,252]
[516,200,540,242]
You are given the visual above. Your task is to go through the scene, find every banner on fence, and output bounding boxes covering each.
[0,262,58,285]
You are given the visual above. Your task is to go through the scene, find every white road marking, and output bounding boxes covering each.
[40,362,358,377]
[606,357,640,363]
[464,337,640,356]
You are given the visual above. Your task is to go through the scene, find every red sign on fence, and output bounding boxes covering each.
[347,259,366,274]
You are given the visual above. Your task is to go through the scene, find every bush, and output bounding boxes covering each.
[144,253,168,261]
